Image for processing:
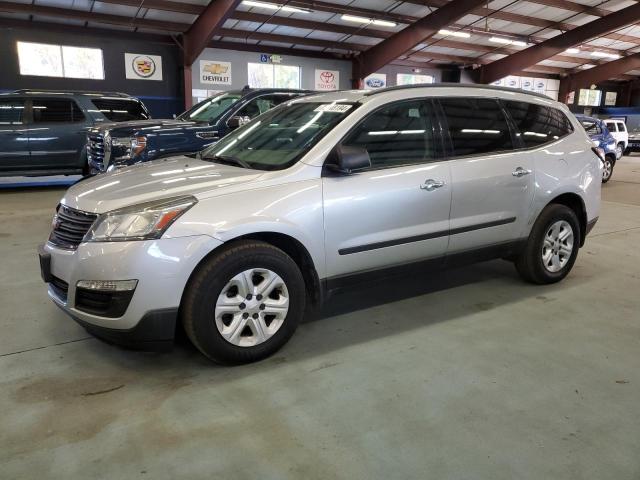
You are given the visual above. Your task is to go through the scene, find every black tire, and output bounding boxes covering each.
[515,204,581,285]
[182,240,306,364]
[602,155,614,183]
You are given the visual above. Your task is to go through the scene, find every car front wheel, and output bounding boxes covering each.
[515,204,580,284]
[182,240,305,364]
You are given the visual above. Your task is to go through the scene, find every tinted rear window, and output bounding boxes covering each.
[504,101,573,147]
[0,98,25,125]
[32,98,84,123]
[91,98,149,121]
[439,98,513,157]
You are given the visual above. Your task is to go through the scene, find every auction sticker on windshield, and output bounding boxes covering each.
[314,104,352,113]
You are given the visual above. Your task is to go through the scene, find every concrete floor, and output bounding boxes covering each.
[1,159,639,480]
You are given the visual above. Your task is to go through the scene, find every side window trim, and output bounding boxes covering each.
[328,98,441,173]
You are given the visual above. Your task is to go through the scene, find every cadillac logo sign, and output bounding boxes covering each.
[125,53,163,81]
[132,55,156,78]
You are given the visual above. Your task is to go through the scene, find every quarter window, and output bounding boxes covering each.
[32,99,85,123]
[0,99,25,125]
[341,100,435,169]
[505,101,573,147]
[439,98,513,157]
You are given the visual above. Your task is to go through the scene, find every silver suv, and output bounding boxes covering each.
[40,85,601,364]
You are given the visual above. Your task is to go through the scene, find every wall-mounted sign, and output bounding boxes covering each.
[567,91,575,104]
[315,69,339,91]
[200,60,232,85]
[397,73,434,85]
[504,76,520,89]
[605,91,618,106]
[363,73,386,89]
[260,54,282,64]
[125,53,163,81]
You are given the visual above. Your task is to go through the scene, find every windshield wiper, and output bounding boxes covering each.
[202,154,252,169]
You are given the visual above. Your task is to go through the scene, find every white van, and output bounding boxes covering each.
[603,119,628,157]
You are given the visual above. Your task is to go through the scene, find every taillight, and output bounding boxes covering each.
[592,146,605,161]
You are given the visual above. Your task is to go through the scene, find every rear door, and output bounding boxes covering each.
[0,97,29,174]
[322,99,452,279]
[439,97,535,253]
[27,97,88,172]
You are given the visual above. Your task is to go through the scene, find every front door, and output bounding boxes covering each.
[322,99,452,280]
[0,98,29,174]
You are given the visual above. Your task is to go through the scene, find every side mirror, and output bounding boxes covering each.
[325,145,371,175]
[228,116,250,129]
[172,114,177,119]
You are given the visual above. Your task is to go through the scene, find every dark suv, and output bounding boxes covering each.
[87,88,310,173]
[0,90,150,177]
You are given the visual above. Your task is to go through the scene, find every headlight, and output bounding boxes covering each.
[84,196,197,242]
[111,136,133,161]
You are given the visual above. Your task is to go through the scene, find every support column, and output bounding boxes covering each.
[184,64,193,110]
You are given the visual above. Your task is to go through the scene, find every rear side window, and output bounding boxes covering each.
[580,120,602,136]
[618,122,626,132]
[0,99,25,125]
[505,101,574,147]
[32,98,84,123]
[341,99,435,169]
[91,98,149,122]
[439,98,513,157]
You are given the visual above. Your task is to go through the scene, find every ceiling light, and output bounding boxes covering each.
[590,51,619,59]
[565,48,580,54]
[489,36,528,47]
[341,14,396,27]
[580,64,595,69]
[438,29,471,38]
[242,0,310,13]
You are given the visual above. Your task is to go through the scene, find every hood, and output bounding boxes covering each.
[92,118,201,136]
[62,156,264,214]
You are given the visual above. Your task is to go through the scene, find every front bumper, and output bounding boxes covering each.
[41,235,223,347]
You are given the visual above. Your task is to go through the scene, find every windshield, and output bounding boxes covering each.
[91,98,150,121]
[178,92,242,123]
[201,100,357,171]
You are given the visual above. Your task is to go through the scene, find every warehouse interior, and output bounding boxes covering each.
[1,0,639,478]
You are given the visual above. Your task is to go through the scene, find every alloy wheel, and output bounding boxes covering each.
[541,220,574,273]
[214,268,289,347]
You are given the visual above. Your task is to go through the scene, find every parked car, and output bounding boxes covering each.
[576,114,617,183]
[87,88,310,173]
[603,118,628,157]
[40,85,601,364]
[0,90,150,177]
[624,126,640,155]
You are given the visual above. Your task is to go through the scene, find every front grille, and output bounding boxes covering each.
[49,205,97,250]
[50,276,69,302]
[87,131,108,172]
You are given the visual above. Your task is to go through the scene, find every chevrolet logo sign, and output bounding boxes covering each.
[203,64,229,75]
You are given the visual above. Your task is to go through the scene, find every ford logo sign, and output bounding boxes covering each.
[366,78,385,88]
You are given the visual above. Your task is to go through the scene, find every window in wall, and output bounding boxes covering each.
[397,73,434,85]
[439,98,513,157]
[342,100,434,169]
[248,63,300,89]
[0,99,26,125]
[17,42,104,80]
[504,102,573,148]
[32,99,85,123]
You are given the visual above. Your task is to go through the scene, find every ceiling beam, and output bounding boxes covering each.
[352,0,489,81]
[208,40,347,60]
[0,0,188,31]
[94,0,203,15]
[478,2,640,84]
[183,0,242,66]
[216,28,367,51]
[561,53,640,93]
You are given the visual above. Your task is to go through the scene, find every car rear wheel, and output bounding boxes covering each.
[602,156,614,183]
[616,143,624,158]
[182,240,305,364]
[515,204,580,284]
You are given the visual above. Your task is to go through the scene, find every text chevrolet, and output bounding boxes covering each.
[40,85,602,364]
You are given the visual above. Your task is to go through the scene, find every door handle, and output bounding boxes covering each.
[512,167,532,178]
[420,179,445,191]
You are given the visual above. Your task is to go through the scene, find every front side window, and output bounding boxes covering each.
[178,92,242,123]
[341,100,435,169]
[440,98,513,157]
[505,101,573,147]
[32,99,85,123]
[606,122,618,132]
[0,99,25,125]
[202,101,356,171]
[91,98,149,122]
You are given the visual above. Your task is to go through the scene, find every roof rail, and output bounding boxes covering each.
[11,89,133,97]
[363,83,553,101]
